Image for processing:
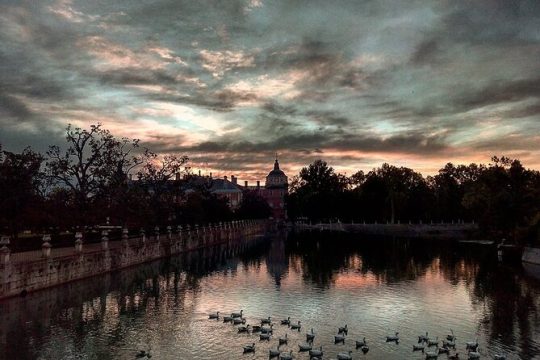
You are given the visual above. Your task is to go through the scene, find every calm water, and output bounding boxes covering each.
[2,232,540,360]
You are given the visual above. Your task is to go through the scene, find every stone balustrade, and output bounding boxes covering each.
[0,220,267,299]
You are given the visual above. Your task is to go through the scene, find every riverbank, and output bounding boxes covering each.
[0,220,268,300]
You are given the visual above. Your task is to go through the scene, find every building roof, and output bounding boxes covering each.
[267,159,286,177]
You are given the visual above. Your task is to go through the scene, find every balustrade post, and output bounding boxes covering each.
[101,230,109,250]
[122,227,129,247]
[42,234,52,258]
[74,232,83,253]
[140,228,146,245]
[154,226,160,242]
[167,226,172,241]
[0,236,10,264]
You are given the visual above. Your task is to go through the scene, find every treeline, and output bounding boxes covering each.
[286,159,540,245]
[0,124,270,238]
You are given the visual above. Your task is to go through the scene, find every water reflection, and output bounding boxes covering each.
[1,232,539,360]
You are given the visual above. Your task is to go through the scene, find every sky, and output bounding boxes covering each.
[0,0,539,181]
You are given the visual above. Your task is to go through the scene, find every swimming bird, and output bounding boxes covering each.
[337,350,353,360]
[243,343,255,353]
[419,332,429,343]
[279,351,293,360]
[135,350,148,358]
[356,337,367,348]
[251,324,262,332]
[232,310,243,318]
[494,355,506,360]
[278,334,288,345]
[233,317,246,325]
[413,344,425,352]
[334,334,345,343]
[208,311,219,319]
[338,324,348,334]
[306,328,315,341]
[260,333,271,341]
[238,324,250,333]
[281,317,291,325]
[386,332,399,342]
[290,321,301,330]
[361,344,369,354]
[465,338,478,351]
[425,350,438,359]
[261,316,272,325]
[427,337,439,347]
[468,351,480,359]
[223,315,233,323]
[447,329,455,341]
[261,324,273,334]
[309,346,323,357]
[442,339,456,348]
[298,343,312,351]
[448,353,459,359]
[269,348,280,358]
[438,347,449,354]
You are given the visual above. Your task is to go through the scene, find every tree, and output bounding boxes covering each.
[45,124,142,223]
[236,191,272,219]
[0,145,44,235]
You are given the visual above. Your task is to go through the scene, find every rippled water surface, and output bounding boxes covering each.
[2,231,540,360]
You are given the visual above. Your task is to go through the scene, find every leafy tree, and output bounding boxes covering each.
[236,191,272,219]
[0,145,44,235]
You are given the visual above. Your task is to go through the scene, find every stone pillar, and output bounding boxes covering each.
[140,228,146,245]
[167,226,172,241]
[42,234,52,258]
[154,226,160,241]
[101,230,109,250]
[74,232,83,253]
[0,236,10,264]
[122,227,129,246]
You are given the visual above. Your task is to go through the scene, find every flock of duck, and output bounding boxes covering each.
[208,310,508,360]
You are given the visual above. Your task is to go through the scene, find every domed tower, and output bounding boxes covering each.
[264,155,288,219]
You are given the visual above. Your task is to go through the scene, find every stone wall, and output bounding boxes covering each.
[0,220,267,300]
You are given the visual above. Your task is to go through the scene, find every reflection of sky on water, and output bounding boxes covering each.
[1,233,539,359]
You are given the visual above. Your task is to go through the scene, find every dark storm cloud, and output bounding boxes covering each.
[0,0,539,175]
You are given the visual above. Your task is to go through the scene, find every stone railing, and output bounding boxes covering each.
[0,219,268,299]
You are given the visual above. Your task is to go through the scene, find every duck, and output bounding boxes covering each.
[419,332,429,343]
[279,351,293,360]
[338,324,348,334]
[386,332,399,342]
[243,343,255,353]
[278,334,288,345]
[290,321,302,330]
[334,334,345,343]
[447,329,456,341]
[465,338,478,351]
[442,339,456,348]
[356,337,367,348]
[208,311,220,319]
[438,347,449,354]
[427,337,439,347]
[232,310,243,318]
[261,316,272,325]
[468,352,480,359]
[361,344,369,354]
[306,328,315,341]
[494,355,506,360]
[237,324,250,333]
[337,350,353,360]
[251,324,262,332]
[413,344,425,352]
[260,333,271,341]
[448,353,459,359]
[269,348,280,358]
[135,350,149,358]
[281,317,291,325]
[261,324,274,334]
[223,315,233,323]
[309,346,323,357]
[233,317,246,325]
[298,343,312,351]
[425,350,438,359]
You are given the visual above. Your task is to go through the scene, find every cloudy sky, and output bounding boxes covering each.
[1,0,539,180]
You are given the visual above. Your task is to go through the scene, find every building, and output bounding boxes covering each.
[262,157,288,219]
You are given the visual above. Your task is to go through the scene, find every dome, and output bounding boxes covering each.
[267,159,285,177]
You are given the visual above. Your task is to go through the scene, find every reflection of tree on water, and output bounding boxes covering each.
[1,237,265,359]
[265,231,289,287]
